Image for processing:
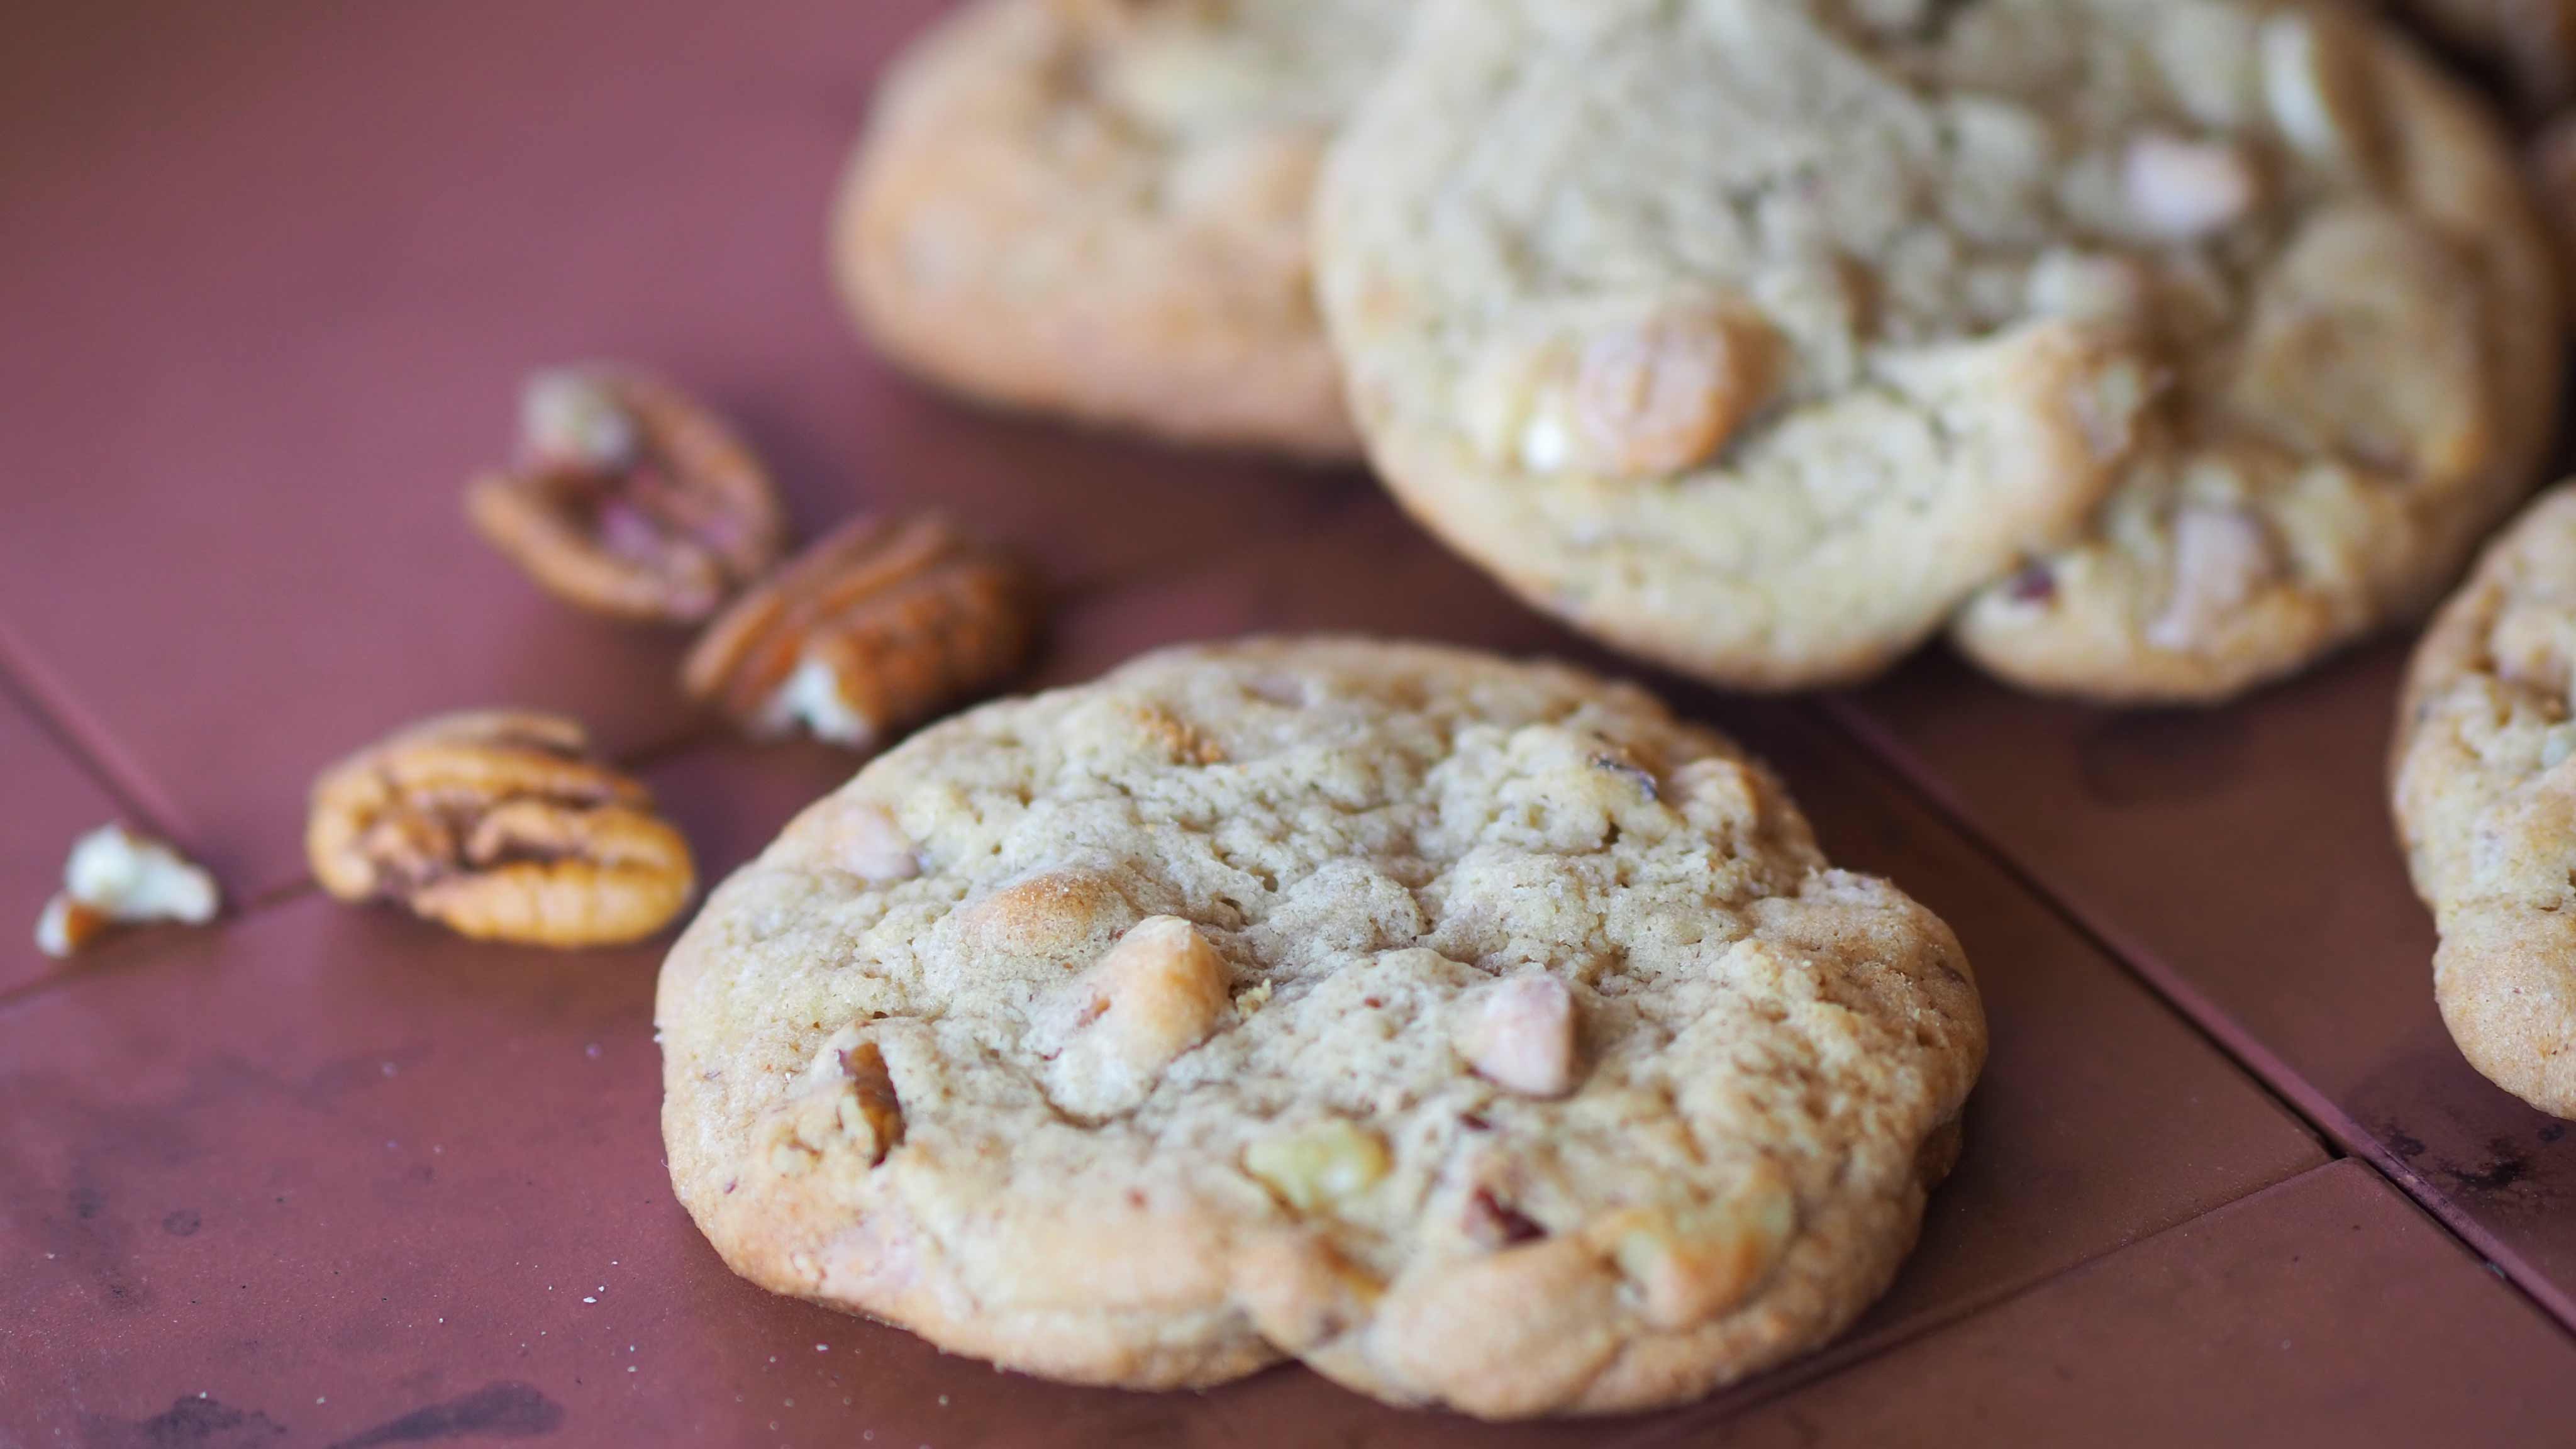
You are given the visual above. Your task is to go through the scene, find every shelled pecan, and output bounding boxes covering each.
[34,823,221,959]
[306,710,695,947]
[466,368,786,623]
[680,513,1036,748]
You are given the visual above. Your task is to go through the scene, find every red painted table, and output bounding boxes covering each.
[5,4,2572,1445]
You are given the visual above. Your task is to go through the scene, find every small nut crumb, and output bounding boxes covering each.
[1244,1118,1391,1214]
[1452,974,1580,1098]
[1462,1186,1547,1250]
[2121,133,2259,240]
[305,710,695,947]
[33,824,220,959]
[1038,916,1231,1118]
[467,367,786,623]
[682,513,1036,750]
[2146,504,2280,653]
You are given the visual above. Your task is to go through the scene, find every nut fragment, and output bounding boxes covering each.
[1244,1118,1391,1214]
[1451,974,1580,1098]
[2146,505,2281,652]
[682,513,1036,749]
[765,1028,906,1177]
[467,367,786,623]
[1036,916,1232,1118]
[2121,133,2260,240]
[1592,1172,1797,1330]
[306,710,695,947]
[33,823,221,959]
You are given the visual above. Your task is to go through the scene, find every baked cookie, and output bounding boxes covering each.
[659,639,1984,1416]
[1315,0,2558,700]
[2386,0,2576,112]
[2395,485,2576,1119]
[834,0,1412,459]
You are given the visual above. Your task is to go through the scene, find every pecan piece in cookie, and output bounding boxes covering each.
[467,368,786,623]
[682,513,1036,749]
[307,710,695,947]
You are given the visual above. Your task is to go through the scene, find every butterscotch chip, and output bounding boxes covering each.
[680,513,1036,749]
[467,367,786,623]
[307,710,694,947]
[658,640,1983,1415]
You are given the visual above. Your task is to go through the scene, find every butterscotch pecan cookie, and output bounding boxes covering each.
[832,0,1414,458]
[1315,0,2558,701]
[309,711,694,947]
[2394,484,2576,1118]
[681,513,1036,749]
[658,639,1984,1416]
[467,368,787,623]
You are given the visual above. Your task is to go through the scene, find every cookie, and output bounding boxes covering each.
[2387,0,2576,112]
[2394,485,2576,1119]
[1315,0,2558,699]
[658,638,1984,1416]
[833,0,1411,460]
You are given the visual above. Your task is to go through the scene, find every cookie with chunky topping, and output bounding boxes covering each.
[658,638,1983,1416]
[833,0,1411,458]
[1315,0,2557,699]
[2396,486,2576,1119]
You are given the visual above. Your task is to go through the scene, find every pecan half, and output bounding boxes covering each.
[681,513,1036,748]
[306,710,696,947]
[466,367,786,623]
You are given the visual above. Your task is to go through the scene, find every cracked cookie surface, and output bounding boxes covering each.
[658,638,1983,1416]
[2396,486,2576,1119]
[1315,0,2556,699]
[833,0,1411,459]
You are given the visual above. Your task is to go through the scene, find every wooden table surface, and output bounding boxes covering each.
[6,3,2575,1445]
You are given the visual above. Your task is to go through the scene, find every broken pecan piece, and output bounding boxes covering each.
[681,513,1036,748]
[34,823,221,959]
[466,367,786,623]
[306,710,695,947]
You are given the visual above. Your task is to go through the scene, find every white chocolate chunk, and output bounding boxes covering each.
[1243,1118,1391,1214]
[1040,916,1231,1118]
[2146,506,2279,652]
[1452,974,1580,1097]
[2121,133,2258,240]
[2023,249,2154,330]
